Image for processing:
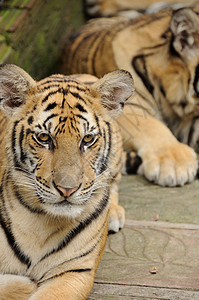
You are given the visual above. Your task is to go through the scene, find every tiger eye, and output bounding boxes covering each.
[37,133,51,143]
[82,134,94,144]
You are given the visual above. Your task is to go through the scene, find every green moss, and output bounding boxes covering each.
[2,0,84,79]
[0,42,12,63]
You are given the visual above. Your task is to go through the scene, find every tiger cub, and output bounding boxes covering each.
[61,7,199,186]
[0,64,134,300]
[85,0,199,17]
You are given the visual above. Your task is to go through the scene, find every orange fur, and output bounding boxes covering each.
[62,7,199,186]
[0,65,134,299]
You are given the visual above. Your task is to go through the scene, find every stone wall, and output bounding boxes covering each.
[0,0,84,80]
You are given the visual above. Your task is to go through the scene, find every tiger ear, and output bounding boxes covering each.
[170,8,199,58]
[0,64,35,116]
[92,69,134,118]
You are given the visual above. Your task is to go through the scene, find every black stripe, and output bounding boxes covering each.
[44,102,57,111]
[14,186,44,214]
[40,188,109,261]
[54,117,68,133]
[39,78,86,89]
[26,128,34,136]
[98,122,111,174]
[76,114,88,122]
[42,90,60,103]
[40,84,87,93]
[69,84,87,93]
[59,116,67,124]
[39,84,62,91]
[91,31,107,75]
[188,116,199,146]
[160,85,166,97]
[132,55,154,95]
[82,180,95,192]
[94,114,102,136]
[35,124,42,130]
[67,268,92,273]
[61,96,66,109]
[28,116,33,125]
[38,268,92,286]
[38,226,105,284]
[0,218,31,268]
[12,120,21,168]
[69,91,87,103]
[104,121,111,157]
[43,114,58,126]
[69,118,79,133]
[0,184,31,267]
[19,125,27,163]
[76,103,87,113]
[193,64,199,98]
[170,35,181,58]
[73,234,102,261]
[70,33,93,69]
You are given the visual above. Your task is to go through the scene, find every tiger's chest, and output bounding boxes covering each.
[0,209,71,274]
[0,198,108,281]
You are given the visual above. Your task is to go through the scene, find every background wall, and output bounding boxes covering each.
[0,0,84,80]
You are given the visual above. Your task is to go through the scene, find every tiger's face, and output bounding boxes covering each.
[13,79,109,218]
[132,8,199,119]
[148,38,199,119]
[0,66,134,219]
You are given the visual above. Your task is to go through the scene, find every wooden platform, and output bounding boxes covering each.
[89,175,199,299]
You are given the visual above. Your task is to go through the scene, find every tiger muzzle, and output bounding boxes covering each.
[54,183,80,197]
[52,169,83,199]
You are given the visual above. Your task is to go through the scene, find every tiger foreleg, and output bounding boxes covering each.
[108,174,125,233]
[0,274,36,300]
[28,270,95,300]
[117,105,198,186]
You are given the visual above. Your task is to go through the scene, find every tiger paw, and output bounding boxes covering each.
[0,274,36,300]
[138,141,198,186]
[108,203,125,233]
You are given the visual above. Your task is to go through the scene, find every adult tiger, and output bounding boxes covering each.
[61,7,199,187]
[84,0,199,17]
[0,64,134,300]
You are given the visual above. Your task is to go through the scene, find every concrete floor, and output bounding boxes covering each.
[88,175,199,300]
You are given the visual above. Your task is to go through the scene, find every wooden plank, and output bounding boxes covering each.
[89,283,199,300]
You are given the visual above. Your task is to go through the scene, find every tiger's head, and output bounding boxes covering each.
[133,8,199,119]
[0,64,134,218]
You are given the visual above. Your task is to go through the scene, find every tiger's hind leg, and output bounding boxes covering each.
[108,173,125,233]
[0,274,36,300]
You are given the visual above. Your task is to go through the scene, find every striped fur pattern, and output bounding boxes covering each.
[62,7,199,186]
[85,0,199,17]
[0,64,134,299]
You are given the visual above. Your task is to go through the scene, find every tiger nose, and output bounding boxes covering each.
[56,184,79,197]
